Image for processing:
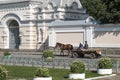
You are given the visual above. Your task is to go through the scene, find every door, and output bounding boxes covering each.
[9,28,20,49]
[8,20,20,49]
[56,32,84,46]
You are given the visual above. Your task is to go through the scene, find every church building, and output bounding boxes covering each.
[0,0,87,50]
[0,0,120,50]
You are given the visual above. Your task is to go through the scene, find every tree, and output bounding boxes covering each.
[101,0,120,23]
[81,0,120,23]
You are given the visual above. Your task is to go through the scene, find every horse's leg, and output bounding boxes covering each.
[60,50,62,55]
[60,50,63,56]
[60,50,64,56]
[62,50,64,56]
[68,50,70,56]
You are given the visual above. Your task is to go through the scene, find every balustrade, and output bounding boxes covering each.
[0,56,120,73]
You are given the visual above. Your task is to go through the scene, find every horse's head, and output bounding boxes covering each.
[54,42,59,49]
[54,42,62,49]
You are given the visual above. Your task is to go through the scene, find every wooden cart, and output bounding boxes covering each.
[70,49,102,59]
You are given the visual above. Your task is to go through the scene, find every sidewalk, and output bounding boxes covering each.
[93,74,120,80]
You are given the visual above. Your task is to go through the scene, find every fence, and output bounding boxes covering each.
[0,56,120,74]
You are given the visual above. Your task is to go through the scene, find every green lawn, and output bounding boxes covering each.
[2,65,100,80]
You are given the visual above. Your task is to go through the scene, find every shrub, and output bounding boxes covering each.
[45,57,53,62]
[43,50,54,58]
[0,66,7,80]
[4,51,11,56]
[70,60,86,73]
[35,67,50,77]
[98,58,113,69]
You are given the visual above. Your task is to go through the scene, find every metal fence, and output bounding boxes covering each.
[0,56,120,74]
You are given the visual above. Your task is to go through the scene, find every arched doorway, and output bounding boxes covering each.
[7,20,20,49]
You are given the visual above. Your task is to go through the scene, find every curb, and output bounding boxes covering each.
[8,79,27,80]
[84,74,116,80]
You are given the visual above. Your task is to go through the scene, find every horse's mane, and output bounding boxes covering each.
[56,42,73,49]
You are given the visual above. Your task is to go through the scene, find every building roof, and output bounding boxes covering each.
[49,20,95,27]
[0,0,83,9]
[0,0,41,4]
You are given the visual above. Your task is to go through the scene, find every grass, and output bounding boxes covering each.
[2,65,101,80]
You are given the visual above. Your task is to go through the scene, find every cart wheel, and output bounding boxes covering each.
[89,53,96,59]
[68,52,73,58]
[79,53,85,58]
[72,52,79,58]
[97,54,101,58]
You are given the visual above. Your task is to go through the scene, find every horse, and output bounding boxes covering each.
[54,42,73,56]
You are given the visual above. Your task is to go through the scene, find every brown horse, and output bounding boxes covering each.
[54,42,73,56]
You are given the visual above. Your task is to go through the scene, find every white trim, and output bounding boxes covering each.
[69,73,85,79]
[33,77,52,80]
[55,29,84,33]
[94,27,120,31]
[98,69,112,75]
[84,74,116,80]
[93,44,120,48]
[1,14,21,49]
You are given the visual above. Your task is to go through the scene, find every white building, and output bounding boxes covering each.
[0,0,120,50]
[0,0,87,50]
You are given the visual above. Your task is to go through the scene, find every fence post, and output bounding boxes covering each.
[116,60,119,74]
[41,58,44,67]
[52,59,55,68]
[87,60,90,71]
[63,59,66,69]
[32,61,34,67]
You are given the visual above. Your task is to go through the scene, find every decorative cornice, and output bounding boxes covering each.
[0,2,29,13]
[0,0,29,4]
[0,0,43,4]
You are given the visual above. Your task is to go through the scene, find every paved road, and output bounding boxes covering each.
[93,74,120,80]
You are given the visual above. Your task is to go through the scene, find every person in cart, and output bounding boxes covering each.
[78,42,84,49]
[83,41,89,49]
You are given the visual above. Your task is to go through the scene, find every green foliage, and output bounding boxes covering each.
[98,58,113,69]
[35,67,50,77]
[81,0,120,23]
[45,57,53,62]
[0,66,7,80]
[43,50,54,58]
[70,60,86,73]
[4,65,36,79]
[100,0,120,23]
[4,51,11,56]
[3,65,101,80]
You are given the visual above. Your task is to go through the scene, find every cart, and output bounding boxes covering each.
[70,49,102,59]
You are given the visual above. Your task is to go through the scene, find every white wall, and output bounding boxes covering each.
[49,21,120,48]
